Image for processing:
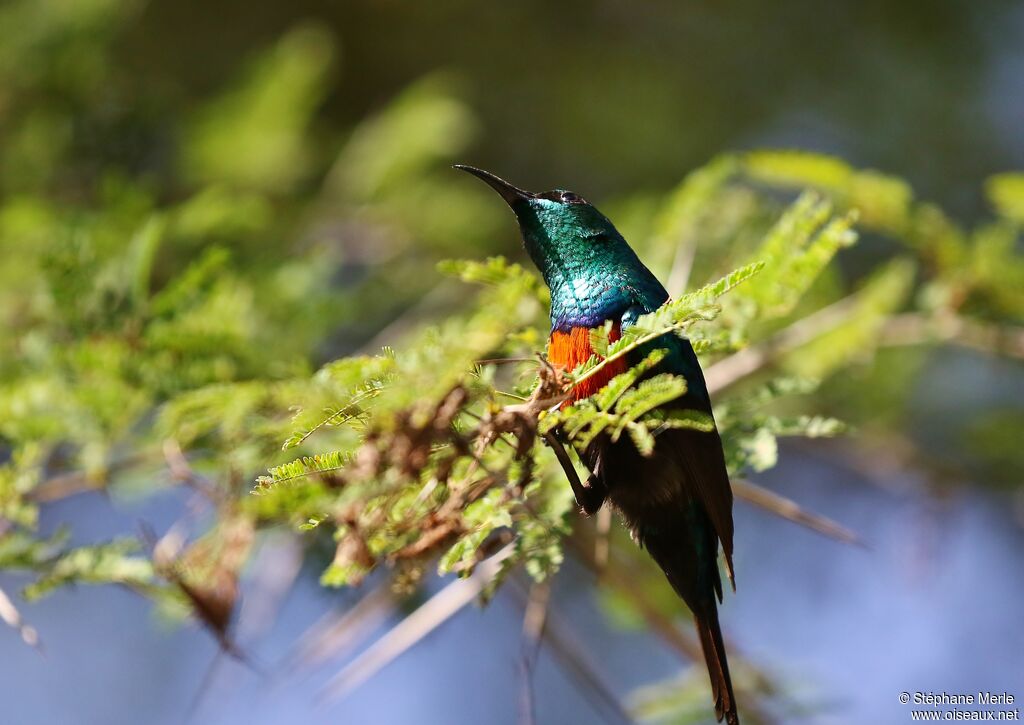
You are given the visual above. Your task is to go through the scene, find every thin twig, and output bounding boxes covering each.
[705,303,1024,398]
[29,451,152,502]
[163,438,224,504]
[318,544,515,704]
[186,536,304,720]
[237,534,305,643]
[185,650,226,723]
[0,586,41,653]
[28,471,103,502]
[356,282,455,354]
[541,608,636,725]
[733,478,864,547]
[509,576,635,725]
[518,579,552,725]
[281,581,396,674]
[704,293,860,395]
[879,313,1024,361]
[666,235,698,299]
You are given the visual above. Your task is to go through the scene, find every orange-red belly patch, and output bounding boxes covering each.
[547,323,627,402]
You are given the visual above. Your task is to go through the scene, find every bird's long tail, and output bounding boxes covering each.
[694,603,739,725]
[640,521,739,725]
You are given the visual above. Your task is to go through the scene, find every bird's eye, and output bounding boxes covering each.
[560,191,584,204]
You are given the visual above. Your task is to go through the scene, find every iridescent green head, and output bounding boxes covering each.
[454,165,628,279]
[455,165,667,330]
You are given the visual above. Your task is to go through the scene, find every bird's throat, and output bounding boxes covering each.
[547,323,627,403]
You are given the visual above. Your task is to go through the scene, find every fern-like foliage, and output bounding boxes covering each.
[541,350,714,456]
[255,450,355,491]
[3,137,1022,670]
[575,260,766,388]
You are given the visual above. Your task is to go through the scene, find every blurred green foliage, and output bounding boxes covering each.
[0,3,1022,722]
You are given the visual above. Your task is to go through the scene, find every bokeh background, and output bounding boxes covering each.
[1,1,1023,724]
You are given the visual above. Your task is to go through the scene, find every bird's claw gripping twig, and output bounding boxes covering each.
[577,474,606,516]
[542,431,605,516]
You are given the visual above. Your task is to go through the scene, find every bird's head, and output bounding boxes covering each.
[454,165,636,287]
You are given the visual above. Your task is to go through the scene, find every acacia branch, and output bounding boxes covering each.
[319,543,515,704]
[705,302,1024,397]
[704,294,861,394]
[879,313,1024,361]
[732,478,863,547]
[518,579,552,725]
[0,586,41,653]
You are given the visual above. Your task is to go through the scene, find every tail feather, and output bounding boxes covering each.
[637,518,740,724]
[695,606,739,725]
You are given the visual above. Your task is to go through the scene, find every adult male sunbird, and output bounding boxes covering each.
[456,165,740,725]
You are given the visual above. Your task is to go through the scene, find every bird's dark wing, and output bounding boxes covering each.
[662,424,735,591]
[590,326,739,724]
[627,329,736,586]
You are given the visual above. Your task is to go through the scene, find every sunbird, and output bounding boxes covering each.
[457,165,740,725]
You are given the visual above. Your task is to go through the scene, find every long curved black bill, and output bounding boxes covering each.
[453,164,536,206]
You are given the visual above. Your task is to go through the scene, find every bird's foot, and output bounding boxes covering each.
[573,474,606,516]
